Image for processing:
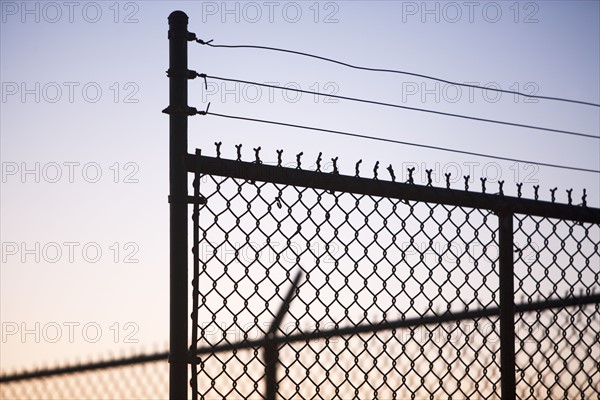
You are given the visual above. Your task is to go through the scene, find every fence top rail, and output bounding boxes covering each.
[187,152,600,224]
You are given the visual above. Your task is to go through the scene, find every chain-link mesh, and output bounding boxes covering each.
[1,358,170,400]
[192,170,505,398]
[190,153,599,400]
[2,156,598,400]
[514,215,600,398]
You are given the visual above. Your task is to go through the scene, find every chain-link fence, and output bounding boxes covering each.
[189,148,599,399]
[0,352,171,400]
[514,215,600,398]
[1,167,598,400]
[3,150,597,400]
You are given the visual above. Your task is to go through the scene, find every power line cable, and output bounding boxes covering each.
[194,39,600,108]
[194,109,599,174]
[199,74,599,140]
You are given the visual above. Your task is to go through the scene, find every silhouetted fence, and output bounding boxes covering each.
[186,146,599,399]
[2,10,598,400]
[0,352,171,400]
[162,10,600,400]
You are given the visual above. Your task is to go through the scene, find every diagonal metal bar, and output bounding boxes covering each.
[264,269,303,400]
[268,270,303,336]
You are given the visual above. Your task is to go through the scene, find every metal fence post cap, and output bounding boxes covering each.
[169,11,188,24]
[168,10,189,26]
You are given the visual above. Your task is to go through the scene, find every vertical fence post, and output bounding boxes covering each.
[264,337,278,400]
[498,208,516,400]
[168,10,189,400]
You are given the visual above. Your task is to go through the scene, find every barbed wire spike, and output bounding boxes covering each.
[214,141,222,158]
[254,147,262,164]
[464,176,470,191]
[316,152,322,172]
[197,102,211,116]
[235,144,242,161]
[498,180,504,196]
[407,167,415,184]
[296,152,303,169]
[194,37,214,45]
[331,157,339,174]
[533,185,539,200]
[582,189,587,207]
[550,187,557,203]
[373,161,379,180]
[566,188,573,205]
[517,183,523,198]
[426,169,433,186]
[445,173,451,189]
[387,164,396,182]
[355,159,362,177]
[200,73,208,89]
[480,177,487,193]
[276,149,283,167]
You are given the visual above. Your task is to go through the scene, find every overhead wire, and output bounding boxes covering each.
[194,109,600,175]
[194,39,600,108]
[198,74,599,140]
[190,36,599,174]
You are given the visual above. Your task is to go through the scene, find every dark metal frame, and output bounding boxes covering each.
[168,10,600,400]
[3,9,596,400]
[186,154,599,400]
[166,10,191,400]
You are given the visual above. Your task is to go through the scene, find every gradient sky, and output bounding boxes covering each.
[1,0,599,372]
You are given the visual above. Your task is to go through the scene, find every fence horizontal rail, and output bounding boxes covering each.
[187,153,600,224]
[191,293,600,358]
[0,352,169,384]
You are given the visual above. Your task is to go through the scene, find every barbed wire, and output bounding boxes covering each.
[192,107,600,174]
[195,74,599,140]
[193,38,600,108]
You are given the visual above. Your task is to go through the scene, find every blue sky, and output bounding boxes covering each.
[1,0,599,371]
